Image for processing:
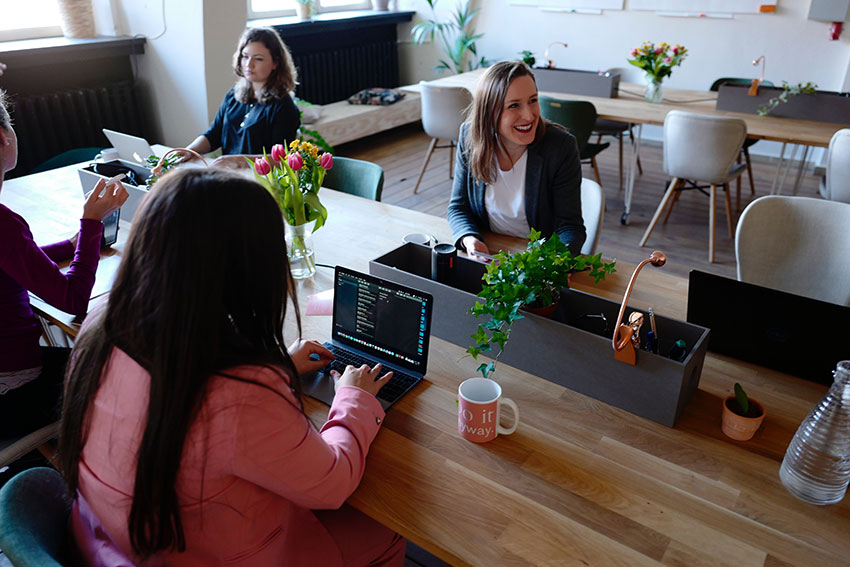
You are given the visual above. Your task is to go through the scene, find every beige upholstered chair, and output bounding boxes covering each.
[413,82,472,194]
[735,196,850,306]
[640,111,747,263]
[580,178,605,255]
[820,128,850,204]
[0,421,59,469]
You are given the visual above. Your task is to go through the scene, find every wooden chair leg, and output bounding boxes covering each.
[736,152,743,211]
[618,131,624,191]
[640,177,679,247]
[591,157,602,186]
[413,138,438,194]
[744,147,755,196]
[724,183,735,238]
[449,140,455,180]
[662,179,683,224]
[709,184,717,263]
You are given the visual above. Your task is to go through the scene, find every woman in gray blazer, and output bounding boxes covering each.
[447,61,586,256]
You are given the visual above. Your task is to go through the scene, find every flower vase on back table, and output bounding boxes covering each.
[645,75,663,104]
[286,222,316,279]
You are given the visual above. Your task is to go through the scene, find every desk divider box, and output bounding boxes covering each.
[78,159,152,220]
[716,84,850,124]
[532,68,620,98]
[370,243,710,427]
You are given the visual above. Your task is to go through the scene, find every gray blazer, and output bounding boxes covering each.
[447,121,586,256]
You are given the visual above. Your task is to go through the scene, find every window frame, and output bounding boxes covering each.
[247,0,372,20]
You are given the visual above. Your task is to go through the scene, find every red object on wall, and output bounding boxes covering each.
[830,22,843,40]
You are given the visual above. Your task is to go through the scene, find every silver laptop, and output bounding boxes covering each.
[102,128,154,165]
[302,266,433,410]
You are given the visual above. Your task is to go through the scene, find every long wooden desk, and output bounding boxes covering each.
[3,168,847,566]
[425,69,843,224]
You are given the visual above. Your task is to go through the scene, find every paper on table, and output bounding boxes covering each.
[306,288,334,316]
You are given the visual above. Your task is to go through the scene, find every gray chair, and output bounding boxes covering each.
[0,467,70,567]
[413,82,472,194]
[820,128,850,204]
[322,156,384,201]
[580,178,605,256]
[640,110,747,263]
[736,195,850,306]
[0,421,59,470]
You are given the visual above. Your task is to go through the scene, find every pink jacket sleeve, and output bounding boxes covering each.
[227,370,385,510]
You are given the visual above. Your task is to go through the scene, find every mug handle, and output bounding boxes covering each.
[497,397,519,435]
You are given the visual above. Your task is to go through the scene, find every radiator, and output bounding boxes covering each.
[9,81,147,178]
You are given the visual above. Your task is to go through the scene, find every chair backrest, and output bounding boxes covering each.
[419,82,472,141]
[709,77,775,91]
[538,97,597,153]
[735,195,850,306]
[824,128,850,203]
[663,110,746,184]
[580,178,605,255]
[322,156,384,201]
[30,147,104,174]
[0,421,60,469]
[0,467,70,567]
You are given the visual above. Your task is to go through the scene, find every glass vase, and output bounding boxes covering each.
[645,75,664,104]
[285,222,316,279]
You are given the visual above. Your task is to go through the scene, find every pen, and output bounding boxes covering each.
[104,173,125,187]
[648,307,657,337]
[470,251,498,263]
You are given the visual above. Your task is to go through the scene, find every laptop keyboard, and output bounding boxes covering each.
[322,343,420,403]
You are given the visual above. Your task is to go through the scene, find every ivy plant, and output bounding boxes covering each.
[466,229,616,379]
[757,81,818,116]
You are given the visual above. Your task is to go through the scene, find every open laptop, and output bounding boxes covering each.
[687,270,849,385]
[302,266,433,410]
[102,128,155,165]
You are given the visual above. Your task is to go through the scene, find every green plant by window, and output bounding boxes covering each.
[519,50,535,67]
[757,81,818,116]
[411,0,486,76]
[466,229,616,379]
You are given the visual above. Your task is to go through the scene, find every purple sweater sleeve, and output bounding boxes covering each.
[0,211,102,315]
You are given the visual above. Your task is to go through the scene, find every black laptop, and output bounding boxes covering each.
[302,266,433,410]
[687,270,849,384]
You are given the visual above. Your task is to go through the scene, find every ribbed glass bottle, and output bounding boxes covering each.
[779,360,850,505]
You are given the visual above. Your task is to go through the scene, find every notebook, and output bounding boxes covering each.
[102,129,155,165]
[302,266,433,410]
[686,270,849,385]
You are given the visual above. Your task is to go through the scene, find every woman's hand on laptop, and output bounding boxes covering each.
[288,338,334,375]
[332,364,393,398]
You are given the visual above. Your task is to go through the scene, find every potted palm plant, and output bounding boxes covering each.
[466,229,616,378]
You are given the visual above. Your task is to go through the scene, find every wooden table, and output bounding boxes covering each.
[3,169,847,566]
[424,70,843,224]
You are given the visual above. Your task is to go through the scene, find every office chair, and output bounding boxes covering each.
[736,196,850,306]
[30,147,104,174]
[820,128,850,204]
[413,82,472,195]
[580,178,605,255]
[322,156,384,201]
[710,78,775,207]
[0,421,60,470]
[538,97,609,187]
[640,110,746,263]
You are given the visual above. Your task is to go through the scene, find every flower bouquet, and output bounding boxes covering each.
[250,140,333,279]
[627,42,687,103]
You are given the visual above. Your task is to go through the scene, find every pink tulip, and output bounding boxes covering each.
[654,48,663,55]
[665,57,672,63]
[288,152,303,171]
[254,157,271,176]
[672,47,679,54]
[631,49,638,57]
[320,152,334,170]
[270,144,286,163]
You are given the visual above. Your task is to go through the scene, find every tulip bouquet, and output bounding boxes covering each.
[250,140,333,277]
[627,42,688,83]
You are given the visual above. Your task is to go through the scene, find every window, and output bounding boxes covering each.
[248,0,372,19]
[0,0,62,41]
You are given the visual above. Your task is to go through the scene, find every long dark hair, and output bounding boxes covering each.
[58,169,301,559]
[465,60,547,184]
[232,27,298,105]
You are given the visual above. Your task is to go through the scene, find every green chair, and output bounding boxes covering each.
[538,97,609,187]
[322,156,384,201]
[710,78,775,206]
[0,467,70,567]
[30,147,105,174]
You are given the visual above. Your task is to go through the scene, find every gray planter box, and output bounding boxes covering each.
[370,243,710,427]
[716,84,850,124]
[532,67,620,98]
[78,159,152,220]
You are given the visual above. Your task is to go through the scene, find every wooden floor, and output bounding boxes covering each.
[336,123,823,281]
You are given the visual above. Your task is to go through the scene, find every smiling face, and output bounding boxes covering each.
[496,75,540,157]
[240,41,278,87]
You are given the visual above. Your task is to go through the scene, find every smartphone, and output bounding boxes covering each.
[101,208,120,247]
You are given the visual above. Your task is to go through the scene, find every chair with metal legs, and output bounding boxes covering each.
[413,82,472,194]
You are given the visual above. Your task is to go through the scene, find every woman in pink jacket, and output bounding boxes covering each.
[58,168,405,566]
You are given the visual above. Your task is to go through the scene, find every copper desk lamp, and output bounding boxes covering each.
[749,55,766,96]
[611,251,666,365]
[544,42,568,69]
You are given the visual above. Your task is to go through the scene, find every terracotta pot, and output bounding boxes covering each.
[57,0,95,38]
[372,0,390,10]
[522,302,558,319]
[295,2,311,20]
[721,396,765,441]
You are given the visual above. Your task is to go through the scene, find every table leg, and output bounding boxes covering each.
[621,123,643,225]
[791,145,811,196]
[774,143,799,196]
[770,142,787,195]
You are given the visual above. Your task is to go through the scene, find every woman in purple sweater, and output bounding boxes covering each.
[0,90,128,437]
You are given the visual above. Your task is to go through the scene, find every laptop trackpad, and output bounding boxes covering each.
[302,370,336,407]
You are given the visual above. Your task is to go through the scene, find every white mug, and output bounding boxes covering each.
[97,148,120,162]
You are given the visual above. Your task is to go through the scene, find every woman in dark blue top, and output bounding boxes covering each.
[179,27,300,168]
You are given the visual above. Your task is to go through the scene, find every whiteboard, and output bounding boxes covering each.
[629,0,775,13]
[510,0,624,9]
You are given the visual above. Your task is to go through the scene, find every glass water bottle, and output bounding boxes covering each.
[779,360,850,505]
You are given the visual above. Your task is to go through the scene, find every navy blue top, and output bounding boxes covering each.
[203,89,301,155]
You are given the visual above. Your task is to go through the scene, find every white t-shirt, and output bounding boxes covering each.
[484,151,531,238]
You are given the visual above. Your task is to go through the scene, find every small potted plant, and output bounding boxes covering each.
[519,50,536,67]
[466,229,616,378]
[721,383,766,441]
